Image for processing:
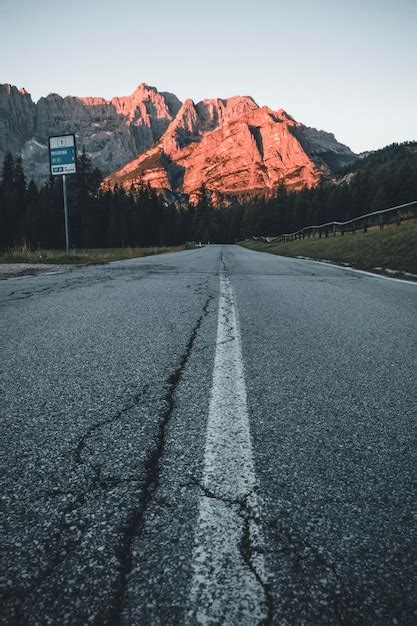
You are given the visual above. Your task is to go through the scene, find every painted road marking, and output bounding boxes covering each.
[293,256,417,285]
[187,272,271,624]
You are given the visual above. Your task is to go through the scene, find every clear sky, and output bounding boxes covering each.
[2,0,416,153]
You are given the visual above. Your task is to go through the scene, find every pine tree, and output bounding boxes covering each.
[0,152,16,248]
[193,187,214,243]
[371,186,388,212]
[14,157,27,243]
[25,180,39,246]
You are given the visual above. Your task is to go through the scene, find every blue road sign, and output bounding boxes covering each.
[49,134,77,175]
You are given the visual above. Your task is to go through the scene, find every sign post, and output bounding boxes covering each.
[62,175,69,254]
[48,134,77,254]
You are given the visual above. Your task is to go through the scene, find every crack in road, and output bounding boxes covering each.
[73,384,150,472]
[1,273,115,304]
[104,293,214,624]
[240,505,274,625]
[187,479,274,624]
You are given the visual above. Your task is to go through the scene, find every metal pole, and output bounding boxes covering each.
[62,174,69,254]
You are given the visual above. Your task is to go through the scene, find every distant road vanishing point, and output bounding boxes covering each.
[2,245,416,624]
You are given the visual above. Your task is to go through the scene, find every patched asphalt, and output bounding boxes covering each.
[1,245,416,624]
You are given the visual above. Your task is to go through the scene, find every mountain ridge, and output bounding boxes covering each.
[0,82,357,196]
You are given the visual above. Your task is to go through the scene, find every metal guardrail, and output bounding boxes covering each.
[254,201,417,243]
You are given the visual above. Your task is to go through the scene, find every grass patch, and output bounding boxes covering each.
[0,244,185,265]
[241,221,417,276]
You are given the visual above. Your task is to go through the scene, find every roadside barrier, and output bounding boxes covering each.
[253,201,417,243]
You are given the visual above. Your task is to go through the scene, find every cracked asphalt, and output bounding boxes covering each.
[1,244,416,625]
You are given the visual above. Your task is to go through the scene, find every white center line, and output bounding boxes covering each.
[187,272,271,625]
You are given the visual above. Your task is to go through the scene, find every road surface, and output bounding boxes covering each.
[1,245,416,624]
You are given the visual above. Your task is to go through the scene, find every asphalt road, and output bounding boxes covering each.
[1,245,416,625]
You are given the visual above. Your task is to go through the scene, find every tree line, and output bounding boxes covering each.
[1,142,416,250]
[0,150,244,250]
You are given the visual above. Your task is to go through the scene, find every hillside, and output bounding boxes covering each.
[339,141,417,175]
[239,142,417,239]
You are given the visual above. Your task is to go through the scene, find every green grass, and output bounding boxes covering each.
[241,221,417,276]
[0,244,185,265]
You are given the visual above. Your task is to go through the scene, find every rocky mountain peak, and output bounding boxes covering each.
[105,95,357,199]
[0,84,36,159]
[135,82,156,93]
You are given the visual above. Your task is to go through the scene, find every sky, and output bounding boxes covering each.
[2,0,416,153]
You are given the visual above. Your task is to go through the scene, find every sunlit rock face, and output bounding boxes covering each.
[177,107,321,195]
[0,82,356,194]
[105,100,356,199]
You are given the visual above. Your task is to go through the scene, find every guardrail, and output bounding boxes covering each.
[254,201,417,243]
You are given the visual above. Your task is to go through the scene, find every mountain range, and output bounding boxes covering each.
[0,82,358,199]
